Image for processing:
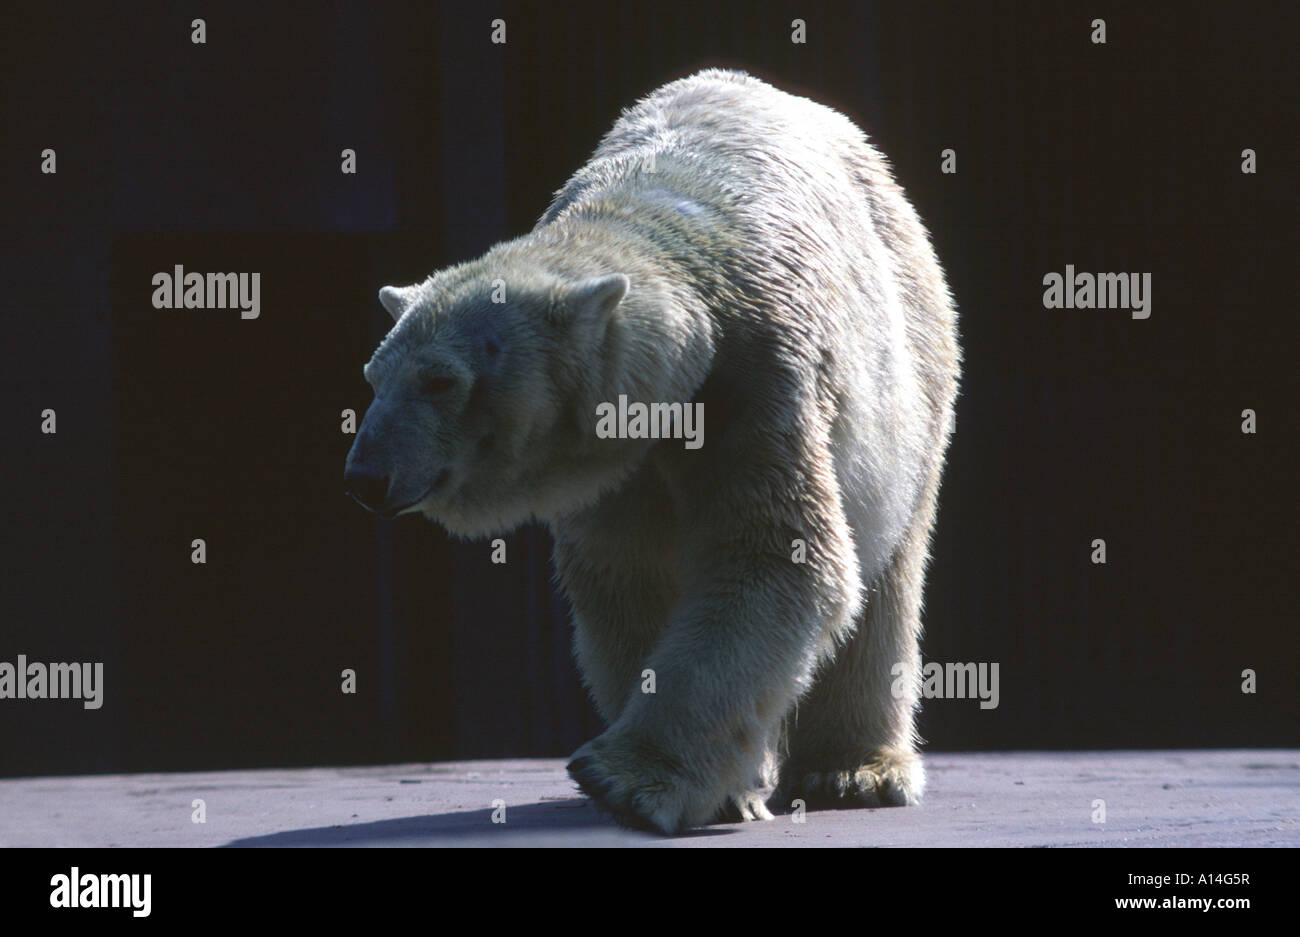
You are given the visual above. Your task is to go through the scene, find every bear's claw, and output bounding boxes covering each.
[710,789,775,824]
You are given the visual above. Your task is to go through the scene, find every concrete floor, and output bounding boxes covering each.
[1,750,1295,847]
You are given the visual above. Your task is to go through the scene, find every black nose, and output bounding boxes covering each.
[345,467,390,512]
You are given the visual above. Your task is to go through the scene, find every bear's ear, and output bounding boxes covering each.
[378,284,421,322]
[558,273,629,326]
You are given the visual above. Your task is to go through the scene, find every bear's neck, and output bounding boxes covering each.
[516,221,719,445]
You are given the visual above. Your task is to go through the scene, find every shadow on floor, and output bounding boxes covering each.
[221,798,738,846]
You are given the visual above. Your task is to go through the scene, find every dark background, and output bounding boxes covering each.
[1,0,1295,778]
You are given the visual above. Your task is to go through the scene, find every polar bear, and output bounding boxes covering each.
[345,69,960,833]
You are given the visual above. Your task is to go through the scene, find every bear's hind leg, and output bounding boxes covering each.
[773,507,934,810]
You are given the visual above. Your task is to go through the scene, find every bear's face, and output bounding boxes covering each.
[345,264,629,536]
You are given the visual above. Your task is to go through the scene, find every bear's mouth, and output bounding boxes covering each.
[379,467,453,518]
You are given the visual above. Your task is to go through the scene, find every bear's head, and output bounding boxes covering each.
[344,260,630,536]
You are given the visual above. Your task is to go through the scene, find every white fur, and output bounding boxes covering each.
[349,70,960,832]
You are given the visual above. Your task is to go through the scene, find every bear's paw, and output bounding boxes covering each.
[773,747,925,810]
[567,736,726,835]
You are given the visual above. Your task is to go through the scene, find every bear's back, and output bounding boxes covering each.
[538,69,957,420]
[540,70,953,338]
[536,70,960,587]
[541,69,869,227]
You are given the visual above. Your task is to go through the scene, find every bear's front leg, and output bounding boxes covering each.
[567,448,862,833]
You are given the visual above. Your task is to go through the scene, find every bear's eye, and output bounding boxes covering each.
[422,374,457,395]
[485,340,500,358]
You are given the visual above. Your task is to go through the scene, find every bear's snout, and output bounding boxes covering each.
[344,465,393,515]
